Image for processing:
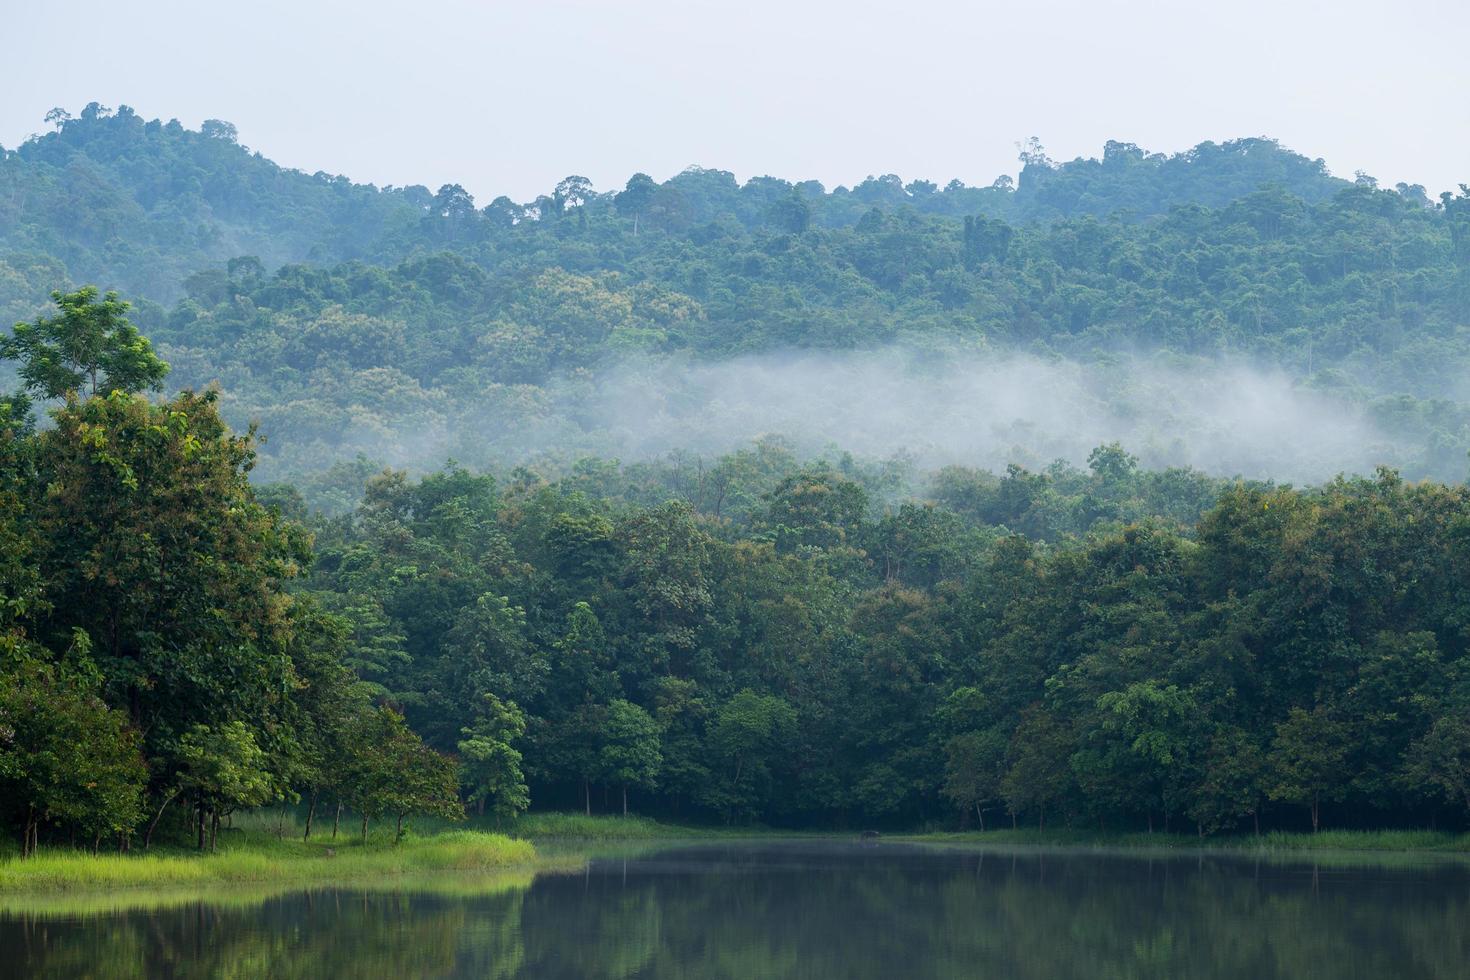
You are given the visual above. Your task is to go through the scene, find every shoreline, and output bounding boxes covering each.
[5,815,1470,901]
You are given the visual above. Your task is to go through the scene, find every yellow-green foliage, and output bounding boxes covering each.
[0,830,535,893]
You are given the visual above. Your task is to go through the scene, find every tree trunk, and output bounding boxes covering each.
[1147,811,1154,834]
[333,802,342,840]
[197,797,206,851]
[976,804,985,831]
[584,779,591,816]
[395,812,404,843]
[1011,810,1017,830]
[304,792,317,841]
[362,813,369,842]
[22,805,34,859]
[210,811,220,852]
[1310,795,1320,833]
[1253,810,1260,836]
[623,784,628,817]
[144,792,179,850]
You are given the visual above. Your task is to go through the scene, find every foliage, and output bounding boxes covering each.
[2,286,167,400]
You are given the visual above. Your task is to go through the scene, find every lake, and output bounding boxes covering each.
[6,840,1470,978]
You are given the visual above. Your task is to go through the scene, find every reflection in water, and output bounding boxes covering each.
[6,842,1470,979]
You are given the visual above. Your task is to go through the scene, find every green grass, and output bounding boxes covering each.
[504,812,683,840]
[899,827,1470,853]
[0,828,536,894]
[499,811,824,841]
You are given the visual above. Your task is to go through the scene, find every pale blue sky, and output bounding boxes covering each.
[5,0,1467,201]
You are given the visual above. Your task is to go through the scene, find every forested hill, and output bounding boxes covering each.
[3,104,1469,489]
[1,107,1350,311]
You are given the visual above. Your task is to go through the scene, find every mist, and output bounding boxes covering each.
[389,348,1415,486]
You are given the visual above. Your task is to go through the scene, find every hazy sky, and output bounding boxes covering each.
[5,0,1467,202]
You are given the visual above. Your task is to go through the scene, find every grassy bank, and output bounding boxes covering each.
[900,827,1470,853]
[0,829,536,894]
[10,812,1466,899]
[504,811,750,840]
[0,809,751,897]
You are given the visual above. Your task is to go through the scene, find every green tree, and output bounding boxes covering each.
[458,693,530,822]
[1267,706,1350,832]
[615,173,658,234]
[3,287,168,399]
[0,649,147,856]
[1403,712,1470,818]
[31,389,308,773]
[598,700,661,817]
[1188,726,1267,835]
[174,721,278,850]
[703,690,797,822]
[942,728,1009,829]
[1002,707,1072,829]
[341,706,463,842]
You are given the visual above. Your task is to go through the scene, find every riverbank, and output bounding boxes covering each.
[7,813,1470,897]
[898,827,1470,853]
[0,829,535,894]
[512,814,1470,853]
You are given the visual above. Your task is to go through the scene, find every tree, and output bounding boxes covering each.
[703,690,797,821]
[1267,706,1350,832]
[1002,707,1072,829]
[2,287,169,399]
[174,722,278,850]
[1403,712,1470,818]
[31,388,308,776]
[614,174,658,235]
[201,119,239,142]
[1096,682,1200,831]
[942,728,1008,829]
[1188,726,1267,835]
[553,176,594,216]
[0,649,147,856]
[458,693,530,822]
[598,700,661,817]
[341,706,462,842]
[768,189,811,234]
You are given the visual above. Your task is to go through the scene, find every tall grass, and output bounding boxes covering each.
[0,829,535,893]
[505,812,673,840]
[499,811,819,840]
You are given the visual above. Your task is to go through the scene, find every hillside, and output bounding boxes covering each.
[3,106,1469,488]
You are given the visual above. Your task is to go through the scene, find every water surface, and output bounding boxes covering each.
[6,840,1470,978]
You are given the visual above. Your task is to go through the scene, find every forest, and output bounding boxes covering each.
[3,105,1469,489]
[3,106,1470,850]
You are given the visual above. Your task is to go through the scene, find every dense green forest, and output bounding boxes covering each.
[4,107,1469,489]
[6,290,1470,843]
[3,106,1470,848]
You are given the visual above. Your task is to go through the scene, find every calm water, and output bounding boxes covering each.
[6,840,1470,978]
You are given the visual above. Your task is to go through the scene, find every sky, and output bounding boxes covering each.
[4,0,1467,203]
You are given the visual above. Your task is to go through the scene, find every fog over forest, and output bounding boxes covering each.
[542,350,1399,482]
[325,349,1404,487]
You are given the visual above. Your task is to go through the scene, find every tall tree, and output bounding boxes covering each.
[3,287,168,399]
